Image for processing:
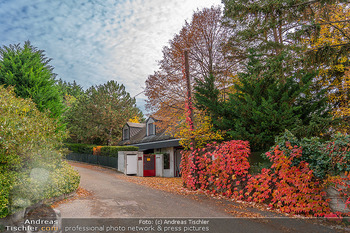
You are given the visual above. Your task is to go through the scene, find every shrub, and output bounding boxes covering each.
[325,133,350,174]
[0,86,80,217]
[0,171,15,217]
[273,130,350,179]
[65,143,139,158]
[64,143,96,154]
[100,146,139,158]
[10,161,80,213]
[181,136,349,217]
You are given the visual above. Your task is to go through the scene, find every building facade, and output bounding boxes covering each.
[118,117,182,177]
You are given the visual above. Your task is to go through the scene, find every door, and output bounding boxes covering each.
[143,154,155,177]
[126,154,137,175]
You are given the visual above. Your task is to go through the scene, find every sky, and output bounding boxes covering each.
[0,0,223,114]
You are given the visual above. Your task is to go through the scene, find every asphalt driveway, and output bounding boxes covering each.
[55,162,344,233]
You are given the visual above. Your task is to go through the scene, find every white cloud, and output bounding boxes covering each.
[0,0,222,113]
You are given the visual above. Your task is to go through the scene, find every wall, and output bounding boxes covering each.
[137,152,144,177]
[119,149,177,177]
[156,154,164,177]
[118,151,125,173]
[117,151,140,175]
[155,147,175,177]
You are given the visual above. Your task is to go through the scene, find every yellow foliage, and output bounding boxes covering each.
[305,4,350,133]
[332,69,350,133]
[63,94,77,108]
[219,73,241,100]
[174,111,223,150]
[128,116,140,123]
[310,4,349,74]
[306,3,349,74]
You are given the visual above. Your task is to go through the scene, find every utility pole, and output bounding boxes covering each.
[184,49,196,149]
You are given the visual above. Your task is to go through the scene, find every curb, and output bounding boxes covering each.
[0,190,76,226]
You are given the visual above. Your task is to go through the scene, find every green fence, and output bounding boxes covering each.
[66,153,118,169]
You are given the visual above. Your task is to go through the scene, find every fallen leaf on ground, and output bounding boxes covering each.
[51,187,92,208]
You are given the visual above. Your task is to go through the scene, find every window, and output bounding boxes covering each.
[123,128,129,140]
[148,123,155,135]
[163,153,170,169]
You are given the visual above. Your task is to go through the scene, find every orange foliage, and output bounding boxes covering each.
[145,7,234,132]
[93,146,102,156]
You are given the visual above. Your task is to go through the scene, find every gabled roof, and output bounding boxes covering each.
[118,117,180,150]
[126,122,146,128]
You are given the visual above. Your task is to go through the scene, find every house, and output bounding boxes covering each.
[118,116,183,177]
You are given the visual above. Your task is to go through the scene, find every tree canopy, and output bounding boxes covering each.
[195,52,333,151]
[145,7,234,132]
[0,41,64,119]
[66,80,143,145]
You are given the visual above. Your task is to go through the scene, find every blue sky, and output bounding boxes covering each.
[0,0,222,113]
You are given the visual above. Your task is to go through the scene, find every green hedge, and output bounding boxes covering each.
[64,143,96,154]
[100,146,139,157]
[65,143,138,158]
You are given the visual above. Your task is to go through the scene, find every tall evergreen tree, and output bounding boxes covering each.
[56,79,85,110]
[0,41,63,118]
[222,0,349,70]
[222,0,349,135]
[56,79,84,99]
[66,80,143,145]
[195,52,333,151]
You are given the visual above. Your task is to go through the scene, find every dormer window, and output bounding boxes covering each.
[146,117,156,136]
[123,127,129,140]
[148,123,155,136]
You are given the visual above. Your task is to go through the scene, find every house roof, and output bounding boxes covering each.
[131,139,181,151]
[119,118,181,150]
[126,122,145,128]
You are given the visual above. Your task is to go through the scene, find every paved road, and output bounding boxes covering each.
[56,162,344,233]
[58,163,232,218]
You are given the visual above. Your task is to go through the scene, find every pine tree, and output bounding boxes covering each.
[194,74,221,118]
[0,41,63,119]
[195,52,333,151]
[222,0,349,75]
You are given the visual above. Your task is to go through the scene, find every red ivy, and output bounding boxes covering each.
[181,141,350,217]
[246,145,331,216]
[180,140,250,192]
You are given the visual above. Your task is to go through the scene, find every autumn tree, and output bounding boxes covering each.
[66,81,143,145]
[303,3,350,132]
[174,111,223,150]
[330,69,350,133]
[304,1,350,72]
[128,115,144,123]
[145,7,233,135]
[222,0,349,70]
